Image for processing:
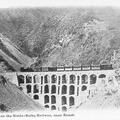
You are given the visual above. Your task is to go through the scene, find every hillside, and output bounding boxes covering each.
[78,74,120,109]
[79,87,120,109]
[0,76,43,112]
[0,33,33,71]
[0,8,120,70]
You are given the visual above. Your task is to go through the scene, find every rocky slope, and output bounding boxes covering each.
[0,76,43,112]
[79,76,120,109]
[79,89,120,109]
[0,33,33,71]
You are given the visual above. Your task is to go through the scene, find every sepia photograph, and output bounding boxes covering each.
[0,0,120,120]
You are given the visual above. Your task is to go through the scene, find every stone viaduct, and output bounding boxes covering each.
[2,65,116,111]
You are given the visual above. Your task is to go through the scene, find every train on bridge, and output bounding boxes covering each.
[20,64,113,72]
[14,64,115,111]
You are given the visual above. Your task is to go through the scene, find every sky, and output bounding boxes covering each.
[0,0,120,8]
